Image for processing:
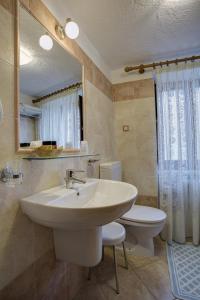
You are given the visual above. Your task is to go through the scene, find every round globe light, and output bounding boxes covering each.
[39,34,53,50]
[65,19,79,39]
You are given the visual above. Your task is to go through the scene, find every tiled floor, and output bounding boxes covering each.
[73,237,178,300]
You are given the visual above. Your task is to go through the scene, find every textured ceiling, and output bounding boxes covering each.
[20,6,82,97]
[43,0,200,70]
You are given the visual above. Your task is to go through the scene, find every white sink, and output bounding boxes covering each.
[21,179,137,266]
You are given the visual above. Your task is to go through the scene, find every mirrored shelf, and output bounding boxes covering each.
[23,153,100,161]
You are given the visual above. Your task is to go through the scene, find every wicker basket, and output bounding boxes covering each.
[32,146,63,157]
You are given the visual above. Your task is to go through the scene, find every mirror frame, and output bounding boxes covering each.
[14,0,85,154]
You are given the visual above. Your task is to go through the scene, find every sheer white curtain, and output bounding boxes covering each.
[39,90,81,148]
[155,63,200,245]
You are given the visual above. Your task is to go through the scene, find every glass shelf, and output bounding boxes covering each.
[23,153,100,161]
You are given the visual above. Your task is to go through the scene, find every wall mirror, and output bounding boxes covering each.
[17,4,83,153]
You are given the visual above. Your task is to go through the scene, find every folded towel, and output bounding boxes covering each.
[30,140,42,148]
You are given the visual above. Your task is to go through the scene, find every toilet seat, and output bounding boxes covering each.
[120,205,166,224]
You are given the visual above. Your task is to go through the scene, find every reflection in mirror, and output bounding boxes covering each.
[19,5,83,151]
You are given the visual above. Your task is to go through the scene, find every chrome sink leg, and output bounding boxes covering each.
[113,246,120,294]
[122,242,128,269]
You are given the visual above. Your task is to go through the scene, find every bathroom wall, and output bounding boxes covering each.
[0,1,114,299]
[113,79,158,207]
[84,80,114,160]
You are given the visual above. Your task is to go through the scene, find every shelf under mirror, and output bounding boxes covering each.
[23,153,100,161]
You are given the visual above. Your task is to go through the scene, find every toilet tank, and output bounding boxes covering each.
[100,161,122,181]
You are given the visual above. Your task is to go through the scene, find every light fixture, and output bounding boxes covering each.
[39,33,53,50]
[55,18,79,40]
[20,48,33,66]
[64,18,79,39]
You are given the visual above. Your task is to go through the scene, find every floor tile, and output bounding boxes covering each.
[132,259,174,300]
[88,251,155,300]
[98,267,155,300]
[73,282,106,300]
[72,238,173,300]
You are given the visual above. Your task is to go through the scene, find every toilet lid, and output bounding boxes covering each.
[121,205,166,224]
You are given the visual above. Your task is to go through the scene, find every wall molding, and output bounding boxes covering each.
[113,78,154,101]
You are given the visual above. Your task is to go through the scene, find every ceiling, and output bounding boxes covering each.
[43,0,200,70]
[19,6,82,97]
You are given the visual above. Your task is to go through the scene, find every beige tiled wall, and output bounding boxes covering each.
[113,78,155,101]
[0,2,114,299]
[84,80,115,161]
[113,79,158,200]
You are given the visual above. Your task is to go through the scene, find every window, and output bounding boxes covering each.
[157,82,200,164]
[161,88,186,161]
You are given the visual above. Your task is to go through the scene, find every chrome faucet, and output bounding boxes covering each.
[65,169,86,189]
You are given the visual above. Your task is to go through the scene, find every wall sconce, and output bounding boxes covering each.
[39,33,53,50]
[55,18,79,40]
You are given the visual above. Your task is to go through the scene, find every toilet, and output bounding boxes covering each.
[119,204,166,256]
[100,161,167,256]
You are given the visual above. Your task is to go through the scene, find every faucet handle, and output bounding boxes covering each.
[66,169,85,173]
[66,169,85,177]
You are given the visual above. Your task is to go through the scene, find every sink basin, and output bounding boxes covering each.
[21,178,137,229]
[21,178,137,266]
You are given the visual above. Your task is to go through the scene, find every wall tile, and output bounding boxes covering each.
[85,80,114,162]
[0,4,14,64]
[114,97,158,197]
[113,79,154,101]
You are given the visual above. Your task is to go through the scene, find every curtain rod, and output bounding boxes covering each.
[124,55,200,74]
[32,82,82,104]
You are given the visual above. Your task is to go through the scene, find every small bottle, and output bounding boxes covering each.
[80,141,89,154]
